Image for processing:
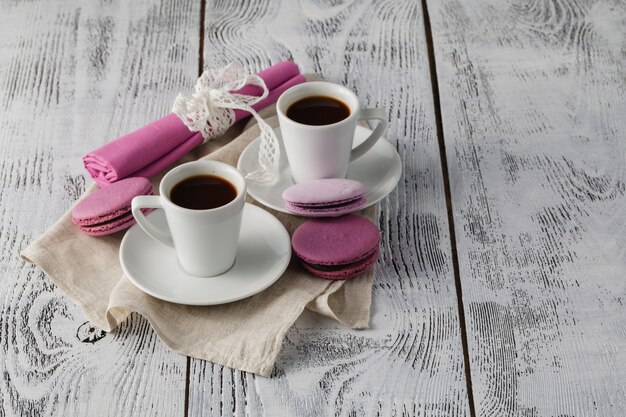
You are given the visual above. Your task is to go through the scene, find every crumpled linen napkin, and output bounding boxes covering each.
[21,109,375,376]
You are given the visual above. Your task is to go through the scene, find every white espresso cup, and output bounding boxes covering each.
[131,161,246,277]
[277,81,388,183]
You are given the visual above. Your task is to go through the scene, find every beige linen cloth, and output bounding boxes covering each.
[21,108,375,376]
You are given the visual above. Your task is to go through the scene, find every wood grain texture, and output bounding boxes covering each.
[0,0,199,415]
[190,0,470,415]
[428,0,626,415]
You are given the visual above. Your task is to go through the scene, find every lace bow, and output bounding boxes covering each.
[172,62,279,183]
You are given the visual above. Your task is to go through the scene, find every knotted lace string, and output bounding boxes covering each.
[172,62,279,183]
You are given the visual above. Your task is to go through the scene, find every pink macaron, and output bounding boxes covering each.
[71,177,153,236]
[291,214,380,280]
[282,178,366,217]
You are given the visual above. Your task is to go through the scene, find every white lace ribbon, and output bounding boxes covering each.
[172,62,279,183]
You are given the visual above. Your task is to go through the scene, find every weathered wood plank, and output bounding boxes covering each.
[190,0,470,415]
[0,0,199,415]
[428,0,626,415]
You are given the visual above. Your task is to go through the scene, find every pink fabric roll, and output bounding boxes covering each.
[84,61,303,186]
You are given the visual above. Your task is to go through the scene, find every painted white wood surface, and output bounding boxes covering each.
[15,0,626,415]
[1,0,470,414]
[428,0,626,415]
[189,0,469,416]
[0,0,199,415]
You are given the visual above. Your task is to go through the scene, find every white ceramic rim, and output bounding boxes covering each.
[158,160,247,216]
[276,81,360,129]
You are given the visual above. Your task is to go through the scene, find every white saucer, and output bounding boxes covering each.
[119,204,291,305]
[237,126,402,213]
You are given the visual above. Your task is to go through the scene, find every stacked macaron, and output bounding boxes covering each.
[71,177,153,236]
[282,179,366,217]
[291,214,380,280]
[285,179,380,280]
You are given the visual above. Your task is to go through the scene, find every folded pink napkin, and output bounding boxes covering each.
[83,61,305,185]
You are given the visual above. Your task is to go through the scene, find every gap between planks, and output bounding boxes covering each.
[420,1,477,416]
[198,0,206,77]
[184,355,191,417]
[185,0,207,416]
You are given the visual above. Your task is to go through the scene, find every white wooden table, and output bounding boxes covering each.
[1,0,625,415]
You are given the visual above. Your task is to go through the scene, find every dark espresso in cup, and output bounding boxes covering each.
[286,95,350,126]
[170,175,237,210]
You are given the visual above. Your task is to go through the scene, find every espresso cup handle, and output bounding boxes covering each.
[350,108,388,162]
[131,195,174,248]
